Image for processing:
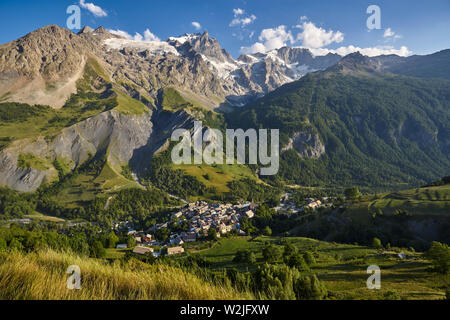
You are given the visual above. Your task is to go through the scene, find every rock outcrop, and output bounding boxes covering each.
[283,128,325,159]
[0,107,197,192]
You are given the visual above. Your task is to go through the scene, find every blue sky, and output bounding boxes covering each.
[0,0,449,58]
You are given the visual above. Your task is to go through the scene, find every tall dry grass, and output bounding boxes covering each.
[0,249,254,300]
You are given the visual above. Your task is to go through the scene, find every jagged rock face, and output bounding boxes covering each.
[166,33,342,106]
[220,47,340,104]
[51,110,155,168]
[0,25,343,110]
[0,25,100,108]
[101,43,227,109]
[185,31,236,66]
[276,47,341,70]
[0,25,87,81]
[283,129,325,159]
[0,146,53,192]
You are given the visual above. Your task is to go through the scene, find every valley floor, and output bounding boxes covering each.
[190,236,448,300]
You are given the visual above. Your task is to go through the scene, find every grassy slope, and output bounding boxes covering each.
[17,153,51,171]
[0,249,251,300]
[348,184,450,217]
[159,86,263,199]
[160,87,193,111]
[1,58,149,203]
[172,163,259,195]
[52,162,141,208]
[0,59,118,145]
[24,211,66,223]
[113,90,149,116]
[192,236,449,300]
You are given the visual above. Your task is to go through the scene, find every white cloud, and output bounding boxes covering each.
[241,42,267,54]
[192,21,202,30]
[108,29,133,39]
[230,14,256,27]
[383,28,395,37]
[143,29,160,41]
[108,28,160,42]
[230,9,256,28]
[79,0,107,17]
[296,21,344,48]
[233,8,245,16]
[308,45,411,57]
[383,28,402,41]
[241,17,411,57]
[300,15,308,22]
[241,25,294,54]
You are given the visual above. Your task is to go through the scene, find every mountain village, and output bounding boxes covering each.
[124,194,332,257]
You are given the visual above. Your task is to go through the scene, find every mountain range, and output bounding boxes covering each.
[0,25,449,195]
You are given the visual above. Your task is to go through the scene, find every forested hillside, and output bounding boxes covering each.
[227,72,450,191]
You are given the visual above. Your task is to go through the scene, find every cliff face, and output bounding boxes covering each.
[0,25,92,108]
[0,108,196,192]
[0,145,54,192]
[282,129,325,159]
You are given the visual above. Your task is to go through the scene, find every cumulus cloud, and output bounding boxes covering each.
[383,28,395,37]
[383,28,402,41]
[192,21,202,30]
[79,0,107,17]
[230,14,256,27]
[108,29,132,39]
[233,8,245,16]
[229,8,256,28]
[241,18,411,57]
[108,28,160,42]
[296,21,344,48]
[241,25,294,54]
[143,29,160,41]
[308,45,411,57]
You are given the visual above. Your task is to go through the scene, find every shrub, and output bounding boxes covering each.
[344,187,360,201]
[293,274,328,300]
[252,264,297,300]
[303,251,316,265]
[372,237,383,249]
[426,242,450,274]
[384,290,401,300]
[233,249,256,264]
[262,226,272,236]
[91,241,106,258]
[0,238,7,251]
[127,236,136,249]
[287,253,310,272]
[283,242,297,257]
[262,242,281,263]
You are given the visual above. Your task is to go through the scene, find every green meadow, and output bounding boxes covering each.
[191,236,449,300]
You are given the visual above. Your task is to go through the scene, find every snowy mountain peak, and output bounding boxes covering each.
[103,38,180,56]
[167,33,202,45]
[99,28,341,106]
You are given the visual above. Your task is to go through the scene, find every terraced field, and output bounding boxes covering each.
[191,236,449,300]
[350,184,450,216]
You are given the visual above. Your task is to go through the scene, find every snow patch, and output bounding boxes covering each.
[200,54,240,80]
[167,33,201,45]
[103,38,179,56]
